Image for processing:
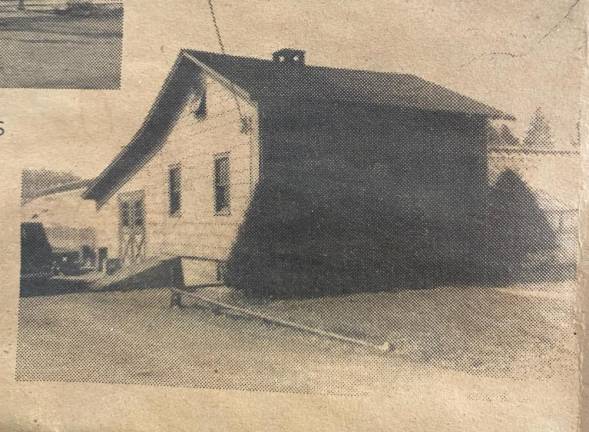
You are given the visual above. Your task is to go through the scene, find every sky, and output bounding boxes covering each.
[2,0,585,179]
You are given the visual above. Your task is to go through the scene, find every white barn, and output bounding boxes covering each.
[82,48,512,296]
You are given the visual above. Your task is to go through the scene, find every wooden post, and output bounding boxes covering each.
[170,291,183,308]
[169,259,183,308]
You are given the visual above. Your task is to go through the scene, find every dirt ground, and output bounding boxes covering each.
[15,280,578,393]
[214,280,579,380]
[12,280,581,430]
[0,13,122,88]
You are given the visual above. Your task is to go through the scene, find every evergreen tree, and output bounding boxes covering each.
[486,123,501,148]
[523,108,553,148]
[499,124,520,147]
[486,123,520,148]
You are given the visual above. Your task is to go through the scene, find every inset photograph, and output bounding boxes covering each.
[0,0,123,89]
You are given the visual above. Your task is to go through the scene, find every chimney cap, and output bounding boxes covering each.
[272,48,305,65]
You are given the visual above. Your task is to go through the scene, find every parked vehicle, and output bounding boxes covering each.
[51,249,82,276]
[51,245,97,276]
[20,223,53,282]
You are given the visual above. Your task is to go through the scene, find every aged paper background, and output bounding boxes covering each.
[1,0,588,430]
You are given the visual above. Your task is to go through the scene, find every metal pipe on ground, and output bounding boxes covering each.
[170,287,392,353]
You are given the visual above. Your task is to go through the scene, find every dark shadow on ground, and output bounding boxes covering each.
[20,278,90,297]
[20,258,180,298]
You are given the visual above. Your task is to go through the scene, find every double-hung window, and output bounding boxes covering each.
[214,155,230,214]
[168,164,182,216]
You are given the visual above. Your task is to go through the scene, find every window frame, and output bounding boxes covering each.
[213,153,231,216]
[133,199,145,227]
[168,163,182,217]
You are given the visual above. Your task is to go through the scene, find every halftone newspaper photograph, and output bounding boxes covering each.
[1,0,587,431]
[0,0,123,88]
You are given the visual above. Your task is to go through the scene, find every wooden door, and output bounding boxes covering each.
[118,191,146,266]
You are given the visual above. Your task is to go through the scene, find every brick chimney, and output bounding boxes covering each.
[272,48,306,66]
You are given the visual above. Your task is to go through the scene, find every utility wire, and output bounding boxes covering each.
[205,0,246,123]
[207,0,226,54]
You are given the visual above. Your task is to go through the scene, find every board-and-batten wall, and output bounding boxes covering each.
[95,73,260,262]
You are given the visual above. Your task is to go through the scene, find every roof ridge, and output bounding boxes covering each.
[184,48,415,77]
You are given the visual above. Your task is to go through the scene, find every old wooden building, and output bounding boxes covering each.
[84,48,512,296]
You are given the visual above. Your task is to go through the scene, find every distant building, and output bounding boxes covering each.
[21,180,101,270]
[488,146,580,210]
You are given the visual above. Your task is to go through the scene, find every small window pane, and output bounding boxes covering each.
[215,158,229,186]
[192,92,207,118]
[214,156,230,213]
[134,200,144,226]
[120,202,130,227]
[169,166,182,215]
[215,185,228,212]
[216,262,227,281]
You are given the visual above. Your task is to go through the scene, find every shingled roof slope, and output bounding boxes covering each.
[185,49,513,119]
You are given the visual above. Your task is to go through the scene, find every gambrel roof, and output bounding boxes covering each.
[84,49,513,202]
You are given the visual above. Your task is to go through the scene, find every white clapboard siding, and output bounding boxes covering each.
[96,72,259,262]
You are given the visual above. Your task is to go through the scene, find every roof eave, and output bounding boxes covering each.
[182,51,253,102]
[84,51,258,203]
[491,111,516,121]
[82,53,191,202]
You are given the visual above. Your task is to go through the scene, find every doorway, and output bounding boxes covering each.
[118,190,146,266]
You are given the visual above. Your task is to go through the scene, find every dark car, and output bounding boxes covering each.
[52,249,83,276]
[20,222,53,283]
